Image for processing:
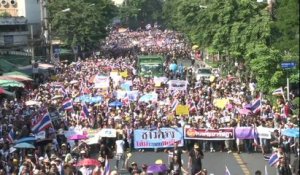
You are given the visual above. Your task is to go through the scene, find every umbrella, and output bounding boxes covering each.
[109,101,123,107]
[25,100,41,106]
[70,80,79,84]
[147,164,168,174]
[69,134,88,140]
[282,128,299,138]
[14,137,36,144]
[14,142,35,149]
[0,75,32,81]
[3,71,30,77]
[0,80,25,87]
[76,158,100,166]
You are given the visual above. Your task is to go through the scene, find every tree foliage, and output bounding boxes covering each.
[48,0,117,50]
[161,0,299,93]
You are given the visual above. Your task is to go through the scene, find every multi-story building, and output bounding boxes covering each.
[0,0,41,60]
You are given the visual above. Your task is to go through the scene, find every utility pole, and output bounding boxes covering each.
[30,25,35,64]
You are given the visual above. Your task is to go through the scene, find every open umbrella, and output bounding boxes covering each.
[0,87,5,94]
[0,80,25,87]
[69,134,88,140]
[0,75,32,81]
[109,101,123,107]
[3,71,30,77]
[14,136,36,144]
[14,142,35,149]
[282,128,299,138]
[76,158,100,166]
[237,108,252,115]
[147,164,168,174]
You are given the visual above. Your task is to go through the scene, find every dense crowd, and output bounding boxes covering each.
[0,28,299,175]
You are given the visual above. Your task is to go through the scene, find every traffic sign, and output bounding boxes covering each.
[281,62,296,69]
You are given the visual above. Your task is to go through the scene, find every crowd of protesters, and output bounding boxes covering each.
[0,28,299,175]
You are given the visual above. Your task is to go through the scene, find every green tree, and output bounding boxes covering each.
[48,0,117,50]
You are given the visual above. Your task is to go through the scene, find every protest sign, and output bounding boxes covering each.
[98,128,117,138]
[134,127,184,148]
[235,127,255,139]
[257,127,275,139]
[176,105,189,115]
[184,128,234,140]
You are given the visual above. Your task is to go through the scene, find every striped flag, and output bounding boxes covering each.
[62,99,73,111]
[31,113,53,134]
[171,99,179,111]
[268,153,279,167]
[225,165,231,175]
[7,129,15,143]
[103,157,110,175]
[80,103,89,118]
[250,97,261,114]
[272,87,284,96]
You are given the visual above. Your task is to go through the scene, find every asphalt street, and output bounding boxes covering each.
[108,151,278,175]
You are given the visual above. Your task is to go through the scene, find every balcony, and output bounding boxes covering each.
[0,31,29,48]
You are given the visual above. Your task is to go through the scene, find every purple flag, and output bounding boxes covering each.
[235,127,255,139]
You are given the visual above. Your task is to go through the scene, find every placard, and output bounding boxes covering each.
[134,127,184,148]
[176,105,189,115]
[184,128,234,140]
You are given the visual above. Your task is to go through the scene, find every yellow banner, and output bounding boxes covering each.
[176,105,189,115]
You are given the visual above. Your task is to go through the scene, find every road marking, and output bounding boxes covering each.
[233,153,251,175]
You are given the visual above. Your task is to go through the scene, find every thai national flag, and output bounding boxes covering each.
[250,98,261,113]
[31,113,53,134]
[7,129,15,143]
[103,157,110,175]
[225,166,231,175]
[171,99,179,111]
[268,153,279,167]
[272,87,284,96]
[81,103,89,118]
[62,99,73,111]
[60,87,68,98]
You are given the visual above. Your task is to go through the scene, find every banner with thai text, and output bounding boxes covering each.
[134,127,184,148]
[94,75,110,89]
[167,80,188,91]
[97,128,117,138]
[184,127,235,140]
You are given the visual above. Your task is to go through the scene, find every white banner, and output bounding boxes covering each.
[257,127,275,139]
[94,76,110,89]
[98,128,117,138]
[167,80,188,91]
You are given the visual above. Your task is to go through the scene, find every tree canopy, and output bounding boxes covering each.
[48,0,118,50]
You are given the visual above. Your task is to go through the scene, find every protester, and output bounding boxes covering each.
[0,27,298,175]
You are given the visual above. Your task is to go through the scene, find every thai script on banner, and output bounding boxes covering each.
[134,127,184,148]
[184,127,235,140]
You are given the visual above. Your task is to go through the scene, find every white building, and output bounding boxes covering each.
[0,0,41,50]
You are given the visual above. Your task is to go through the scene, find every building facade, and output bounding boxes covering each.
[0,0,41,57]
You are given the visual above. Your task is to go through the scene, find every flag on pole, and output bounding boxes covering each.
[62,99,73,111]
[7,129,15,143]
[225,165,231,175]
[103,157,110,175]
[81,102,89,118]
[171,99,179,112]
[268,153,279,167]
[31,113,53,134]
[250,96,261,114]
[272,87,284,96]
[265,165,268,175]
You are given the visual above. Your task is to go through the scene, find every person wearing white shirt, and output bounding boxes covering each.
[115,134,126,170]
